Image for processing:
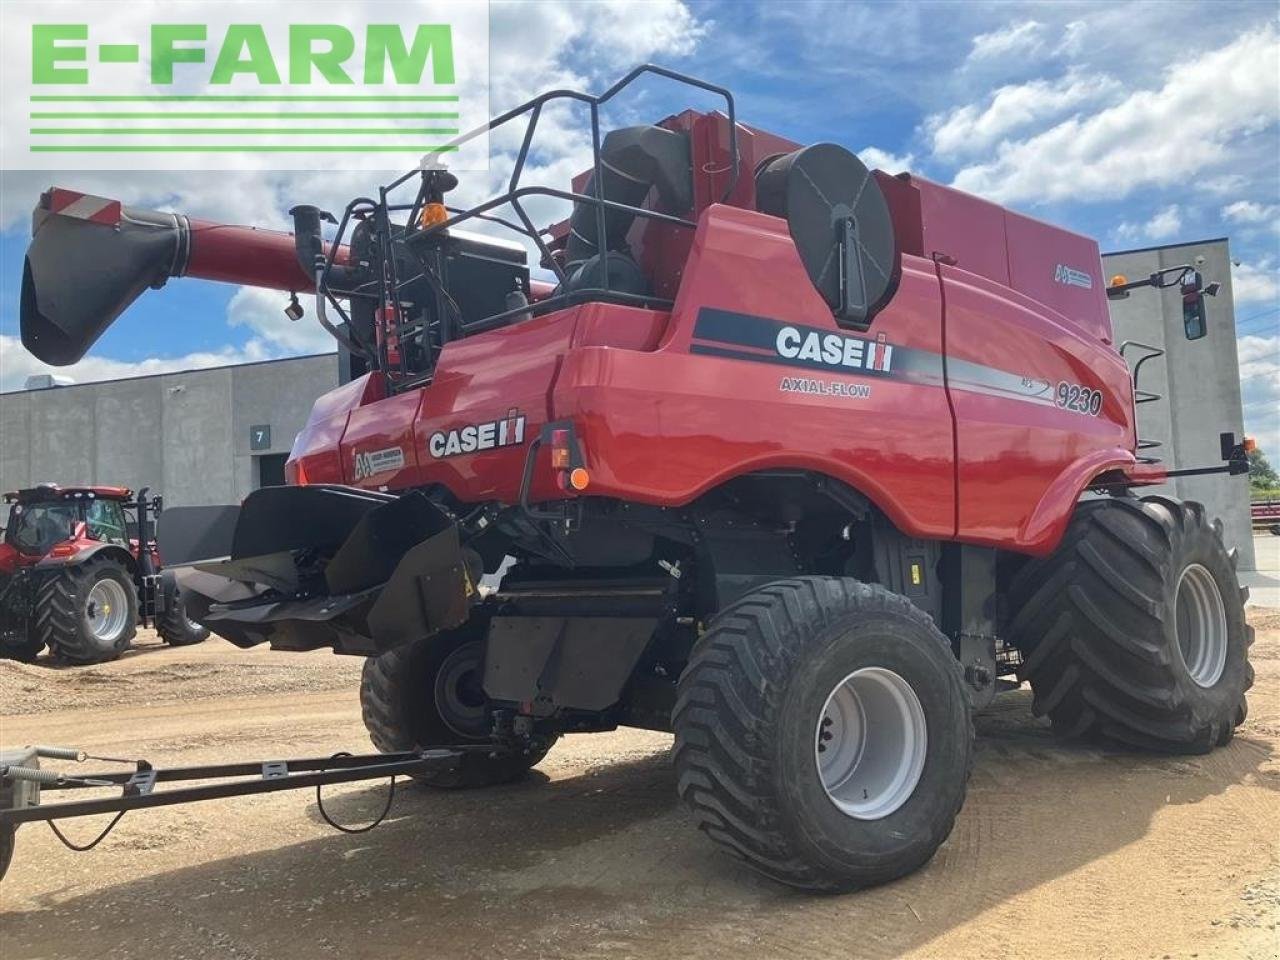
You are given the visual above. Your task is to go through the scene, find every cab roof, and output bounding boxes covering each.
[3,483,133,504]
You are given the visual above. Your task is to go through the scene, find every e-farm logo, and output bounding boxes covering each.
[0,1,490,172]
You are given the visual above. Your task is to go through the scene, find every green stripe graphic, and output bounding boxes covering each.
[32,112,457,120]
[30,95,460,102]
[30,145,460,153]
[32,128,460,136]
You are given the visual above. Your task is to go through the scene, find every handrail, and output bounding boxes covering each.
[314,66,740,392]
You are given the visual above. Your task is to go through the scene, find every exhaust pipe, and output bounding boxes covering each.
[21,188,339,366]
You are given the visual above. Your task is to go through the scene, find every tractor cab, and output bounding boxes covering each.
[2,484,135,561]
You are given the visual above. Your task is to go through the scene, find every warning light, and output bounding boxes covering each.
[550,428,572,469]
[1110,275,1128,287]
[1244,436,1257,453]
[420,202,448,228]
[568,468,591,491]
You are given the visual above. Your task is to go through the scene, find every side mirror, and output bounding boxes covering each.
[1180,270,1209,341]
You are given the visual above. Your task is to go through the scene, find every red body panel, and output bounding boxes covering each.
[286,115,1141,557]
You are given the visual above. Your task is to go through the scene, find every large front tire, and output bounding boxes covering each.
[1007,496,1252,753]
[35,558,138,664]
[673,578,973,891]
[156,589,211,647]
[360,625,556,788]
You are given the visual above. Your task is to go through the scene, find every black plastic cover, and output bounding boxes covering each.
[755,144,899,327]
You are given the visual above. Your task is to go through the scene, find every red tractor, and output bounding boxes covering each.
[16,67,1253,890]
[0,484,209,663]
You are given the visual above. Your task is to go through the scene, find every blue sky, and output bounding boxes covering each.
[0,0,1277,446]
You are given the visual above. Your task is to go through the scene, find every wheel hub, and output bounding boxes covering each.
[815,666,928,820]
[434,642,490,739]
[85,579,130,643]
[1174,563,1228,688]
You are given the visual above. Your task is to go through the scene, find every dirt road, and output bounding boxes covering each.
[2,616,1278,960]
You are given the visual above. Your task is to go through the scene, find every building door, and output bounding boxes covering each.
[256,454,288,488]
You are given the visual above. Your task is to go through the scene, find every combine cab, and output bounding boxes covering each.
[0,484,209,663]
[7,66,1254,890]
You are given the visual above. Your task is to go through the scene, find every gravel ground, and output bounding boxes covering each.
[1,615,1278,960]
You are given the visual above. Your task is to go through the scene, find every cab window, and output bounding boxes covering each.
[8,502,78,554]
[85,500,128,545]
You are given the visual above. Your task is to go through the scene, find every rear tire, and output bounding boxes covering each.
[156,589,211,647]
[35,558,137,664]
[1008,497,1252,753]
[673,577,973,891]
[360,624,556,788]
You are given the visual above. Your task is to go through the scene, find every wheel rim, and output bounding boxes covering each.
[85,579,130,643]
[434,643,490,738]
[1174,563,1228,687]
[816,666,928,820]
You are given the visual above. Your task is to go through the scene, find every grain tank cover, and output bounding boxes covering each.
[755,144,899,326]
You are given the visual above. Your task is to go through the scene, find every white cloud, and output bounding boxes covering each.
[227,286,335,355]
[927,73,1121,159]
[1239,333,1280,454]
[858,147,914,173]
[1223,200,1279,224]
[1114,204,1183,244]
[1233,259,1280,306]
[0,335,276,392]
[951,24,1280,204]
[967,21,1044,64]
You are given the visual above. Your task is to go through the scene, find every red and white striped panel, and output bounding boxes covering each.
[45,188,121,225]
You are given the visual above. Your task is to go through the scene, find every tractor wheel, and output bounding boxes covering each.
[360,624,557,788]
[673,577,973,891]
[1008,497,1252,753]
[156,589,211,647]
[35,557,138,665]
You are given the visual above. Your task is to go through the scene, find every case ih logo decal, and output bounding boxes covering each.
[429,409,526,459]
[1054,264,1094,289]
[353,446,406,480]
[775,326,892,372]
[690,308,895,377]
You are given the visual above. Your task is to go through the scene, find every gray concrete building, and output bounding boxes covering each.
[0,238,1253,567]
[0,353,337,507]
[1103,238,1254,571]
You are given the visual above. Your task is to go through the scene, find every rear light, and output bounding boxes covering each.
[550,428,571,469]
[542,422,588,493]
[287,458,309,486]
[49,543,78,558]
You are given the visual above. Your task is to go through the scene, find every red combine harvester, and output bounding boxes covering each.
[0,484,209,662]
[5,67,1253,889]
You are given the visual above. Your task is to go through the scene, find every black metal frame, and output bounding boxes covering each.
[0,747,482,825]
[315,65,739,392]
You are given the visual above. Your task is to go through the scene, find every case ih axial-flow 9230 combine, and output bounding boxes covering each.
[14,67,1253,890]
[0,485,210,663]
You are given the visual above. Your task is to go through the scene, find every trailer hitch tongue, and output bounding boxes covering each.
[0,746,477,881]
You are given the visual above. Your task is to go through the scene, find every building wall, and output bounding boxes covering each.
[0,354,337,507]
[1103,238,1255,570]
